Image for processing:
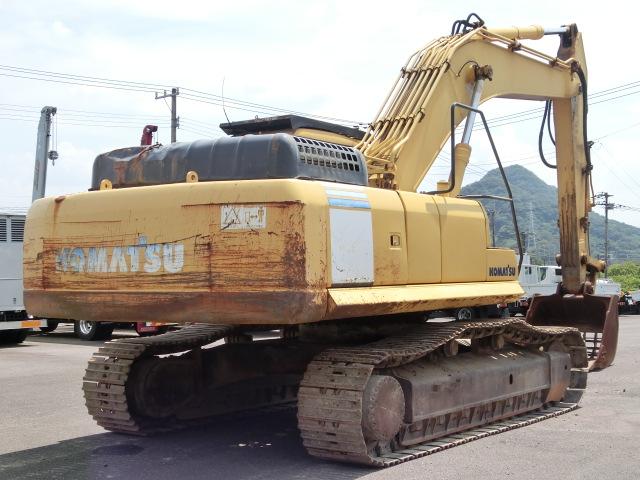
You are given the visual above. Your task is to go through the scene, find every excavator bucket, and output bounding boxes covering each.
[526,293,619,370]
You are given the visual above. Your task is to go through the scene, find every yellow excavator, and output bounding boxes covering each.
[23,15,618,466]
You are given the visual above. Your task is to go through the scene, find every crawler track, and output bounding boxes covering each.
[84,319,588,468]
[328,401,579,467]
[83,324,235,434]
[297,318,588,467]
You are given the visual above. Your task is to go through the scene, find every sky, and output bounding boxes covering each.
[1,0,640,237]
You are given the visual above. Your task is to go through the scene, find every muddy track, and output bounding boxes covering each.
[83,324,236,434]
[83,319,587,468]
[297,318,587,466]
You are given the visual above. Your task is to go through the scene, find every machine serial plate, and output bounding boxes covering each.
[221,205,267,230]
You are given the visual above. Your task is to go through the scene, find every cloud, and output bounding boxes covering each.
[1,0,639,230]
[52,20,71,37]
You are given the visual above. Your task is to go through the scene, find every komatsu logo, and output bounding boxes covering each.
[488,265,516,277]
[56,236,184,274]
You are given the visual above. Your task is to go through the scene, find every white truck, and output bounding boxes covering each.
[510,254,621,315]
[0,106,56,345]
[0,212,47,344]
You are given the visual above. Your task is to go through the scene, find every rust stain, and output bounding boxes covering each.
[283,230,306,288]
[181,200,301,208]
[29,200,317,324]
[25,288,327,325]
[112,146,151,185]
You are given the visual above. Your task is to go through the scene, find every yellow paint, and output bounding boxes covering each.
[358,30,579,192]
[99,179,112,190]
[367,188,408,286]
[24,177,520,325]
[486,25,545,40]
[292,128,359,147]
[433,196,487,283]
[437,143,471,197]
[356,23,598,293]
[34,23,605,324]
[486,249,519,281]
[326,281,523,320]
[397,192,442,284]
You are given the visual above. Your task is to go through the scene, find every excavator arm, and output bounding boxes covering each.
[360,26,577,189]
[358,20,617,368]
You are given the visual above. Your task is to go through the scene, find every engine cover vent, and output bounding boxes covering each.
[91,133,368,189]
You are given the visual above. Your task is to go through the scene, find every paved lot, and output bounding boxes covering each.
[1,318,639,480]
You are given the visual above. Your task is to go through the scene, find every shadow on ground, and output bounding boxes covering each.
[0,408,371,480]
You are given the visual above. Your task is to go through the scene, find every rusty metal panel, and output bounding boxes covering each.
[25,175,522,326]
[546,350,572,401]
[24,179,330,325]
[391,348,570,421]
[527,293,619,369]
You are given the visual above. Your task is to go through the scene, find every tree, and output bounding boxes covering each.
[607,262,640,292]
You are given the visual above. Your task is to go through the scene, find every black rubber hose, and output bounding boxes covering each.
[574,65,592,171]
[546,100,556,146]
[539,100,557,169]
[451,13,485,35]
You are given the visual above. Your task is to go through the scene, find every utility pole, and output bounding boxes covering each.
[527,202,536,254]
[594,192,614,277]
[487,209,496,246]
[155,88,179,143]
[32,106,57,202]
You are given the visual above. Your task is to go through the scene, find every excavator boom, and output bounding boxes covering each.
[359,25,593,289]
[357,21,617,367]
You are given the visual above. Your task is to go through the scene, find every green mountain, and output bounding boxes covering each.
[460,165,640,265]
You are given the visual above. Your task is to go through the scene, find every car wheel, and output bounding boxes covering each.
[0,330,28,344]
[454,307,474,321]
[74,320,114,341]
[39,320,59,333]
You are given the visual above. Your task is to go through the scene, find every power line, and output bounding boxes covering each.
[0,104,166,120]
[0,116,171,129]
[180,91,362,125]
[179,119,225,138]
[0,64,168,91]
[593,121,640,140]
[0,64,361,126]
[0,71,156,94]
[181,116,226,133]
[0,64,364,125]
[4,63,639,131]
[180,126,221,139]
[613,203,640,213]
[597,143,640,192]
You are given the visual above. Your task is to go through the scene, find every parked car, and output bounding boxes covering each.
[40,320,173,341]
[618,292,639,315]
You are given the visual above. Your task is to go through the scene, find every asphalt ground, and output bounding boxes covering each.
[0,318,639,480]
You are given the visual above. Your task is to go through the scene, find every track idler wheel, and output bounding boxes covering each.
[362,376,405,452]
[127,356,198,418]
